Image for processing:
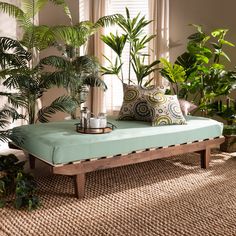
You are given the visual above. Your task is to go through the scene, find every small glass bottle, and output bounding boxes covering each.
[80,107,90,129]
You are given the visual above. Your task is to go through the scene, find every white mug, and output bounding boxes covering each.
[99,118,107,128]
[89,118,100,128]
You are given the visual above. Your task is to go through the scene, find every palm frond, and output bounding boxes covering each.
[73,55,99,74]
[94,14,123,28]
[101,33,127,57]
[21,25,55,49]
[51,25,90,47]
[1,129,24,146]
[0,2,32,30]
[83,76,107,91]
[0,37,31,60]
[0,68,33,89]
[0,37,31,68]
[40,71,69,88]
[0,92,27,108]
[0,106,24,127]
[39,55,70,69]
[37,95,77,123]
[0,106,25,145]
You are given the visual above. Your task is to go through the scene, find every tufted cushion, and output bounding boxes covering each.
[178,99,198,116]
[118,84,166,121]
[145,93,186,126]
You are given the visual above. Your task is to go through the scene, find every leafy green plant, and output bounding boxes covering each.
[101,7,159,86]
[0,106,24,143]
[160,58,186,95]
[0,1,121,122]
[0,154,39,210]
[0,37,77,124]
[160,24,236,115]
[223,125,236,135]
[39,44,107,119]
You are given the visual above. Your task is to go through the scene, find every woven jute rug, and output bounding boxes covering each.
[1,152,236,236]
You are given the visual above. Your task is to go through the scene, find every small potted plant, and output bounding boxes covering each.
[0,107,40,210]
[216,98,236,152]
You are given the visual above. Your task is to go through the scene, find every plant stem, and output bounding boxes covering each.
[119,56,124,83]
[128,41,132,85]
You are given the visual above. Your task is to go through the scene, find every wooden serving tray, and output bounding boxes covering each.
[76,127,113,134]
[75,122,116,134]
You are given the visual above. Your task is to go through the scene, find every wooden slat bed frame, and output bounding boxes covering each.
[28,136,225,199]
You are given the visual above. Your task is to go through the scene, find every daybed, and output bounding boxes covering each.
[13,116,225,198]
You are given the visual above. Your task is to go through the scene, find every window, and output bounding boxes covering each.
[78,0,169,114]
[104,0,149,112]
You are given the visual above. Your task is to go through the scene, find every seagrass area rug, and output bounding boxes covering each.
[1,152,236,236]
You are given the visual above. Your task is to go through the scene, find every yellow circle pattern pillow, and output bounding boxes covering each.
[118,84,166,121]
[145,93,187,126]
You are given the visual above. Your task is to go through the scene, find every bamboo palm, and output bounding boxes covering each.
[101,7,159,87]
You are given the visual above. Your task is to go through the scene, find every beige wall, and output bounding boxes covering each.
[169,0,236,106]
[169,0,236,68]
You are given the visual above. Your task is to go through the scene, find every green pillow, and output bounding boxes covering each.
[145,93,187,126]
[118,84,166,121]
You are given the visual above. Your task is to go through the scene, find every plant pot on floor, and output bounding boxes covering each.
[220,125,236,153]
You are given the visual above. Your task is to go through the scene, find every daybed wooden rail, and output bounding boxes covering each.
[28,136,225,199]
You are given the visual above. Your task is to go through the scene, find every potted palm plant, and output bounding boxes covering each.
[0,0,120,123]
[39,44,107,119]
[0,36,77,124]
[101,8,160,87]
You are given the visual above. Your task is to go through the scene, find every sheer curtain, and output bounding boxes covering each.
[79,0,107,116]
[149,0,170,87]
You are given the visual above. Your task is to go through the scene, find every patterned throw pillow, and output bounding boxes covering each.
[178,99,198,116]
[145,93,187,126]
[118,84,166,121]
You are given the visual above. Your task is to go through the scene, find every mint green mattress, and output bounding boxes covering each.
[13,116,223,165]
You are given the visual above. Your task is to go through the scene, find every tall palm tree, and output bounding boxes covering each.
[40,44,107,119]
[0,0,120,51]
[0,0,121,122]
[0,37,77,124]
[101,8,159,87]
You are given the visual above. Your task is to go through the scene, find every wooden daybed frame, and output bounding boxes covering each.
[27,136,225,199]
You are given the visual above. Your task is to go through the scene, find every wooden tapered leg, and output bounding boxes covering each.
[74,173,86,199]
[200,148,211,169]
[29,154,36,169]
